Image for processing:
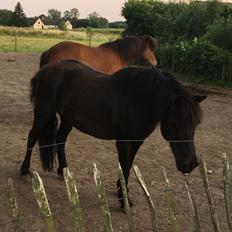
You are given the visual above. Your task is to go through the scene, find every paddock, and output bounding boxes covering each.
[0,53,232,231]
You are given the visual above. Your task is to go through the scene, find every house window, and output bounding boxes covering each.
[38,21,40,24]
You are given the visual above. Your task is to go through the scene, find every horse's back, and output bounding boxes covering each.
[40,41,96,68]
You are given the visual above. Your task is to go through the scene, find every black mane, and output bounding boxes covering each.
[112,67,202,124]
[99,35,157,64]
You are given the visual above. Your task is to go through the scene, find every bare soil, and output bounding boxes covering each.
[0,53,232,232]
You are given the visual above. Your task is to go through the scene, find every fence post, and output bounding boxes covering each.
[86,27,93,47]
[118,163,135,232]
[32,171,56,232]
[133,165,159,232]
[7,178,23,232]
[185,182,201,232]
[12,32,17,52]
[199,157,221,232]
[162,167,180,232]
[223,153,232,231]
[93,164,113,232]
[63,168,85,232]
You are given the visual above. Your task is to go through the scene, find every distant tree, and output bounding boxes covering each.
[109,21,126,29]
[63,8,80,21]
[26,16,38,26]
[0,9,13,26]
[69,18,78,28]
[58,20,67,31]
[63,10,72,20]
[70,8,80,19]
[48,9,61,21]
[88,11,108,28]
[89,11,100,19]
[10,2,27,27]
[76,18,89,28]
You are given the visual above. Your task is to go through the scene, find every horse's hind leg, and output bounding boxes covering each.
[20,129,37,175]
[20,115,51,175]
[20,120,40,175]
[56,116,73,176]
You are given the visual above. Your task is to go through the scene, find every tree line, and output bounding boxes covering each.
[122,0,232,82]
[0,2,126,29]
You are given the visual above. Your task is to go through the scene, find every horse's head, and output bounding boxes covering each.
[141,35,157,67]
[160,94,207,174]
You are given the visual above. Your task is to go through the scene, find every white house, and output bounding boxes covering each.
[33,18,73,30]
[65,20,73,30]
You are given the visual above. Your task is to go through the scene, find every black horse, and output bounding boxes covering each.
[21,60,206,207]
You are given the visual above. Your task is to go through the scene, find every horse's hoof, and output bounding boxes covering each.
[20,167,30,176]
[57,167,64,176]
[119,198,134,209]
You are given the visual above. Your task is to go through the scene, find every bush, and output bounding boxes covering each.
[157,39,232,81]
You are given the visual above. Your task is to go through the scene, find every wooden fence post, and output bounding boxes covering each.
[162,167,180,232]
[32,171,56,232]
[118,163,135,232]
[199,157,221,232]
[133,165,159,232]
[223,153,232,231]
[93,164,113,232]
[63,168,85,232]
[7,178,23,232]
[185,182,201,232]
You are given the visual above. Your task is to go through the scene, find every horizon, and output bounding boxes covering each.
[0,0,126,22]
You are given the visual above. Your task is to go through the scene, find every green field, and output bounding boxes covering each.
[0,26,122,52]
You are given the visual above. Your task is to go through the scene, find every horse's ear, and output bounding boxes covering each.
[193,95,207,103]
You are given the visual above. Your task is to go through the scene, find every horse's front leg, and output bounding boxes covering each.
[116,140,143,208]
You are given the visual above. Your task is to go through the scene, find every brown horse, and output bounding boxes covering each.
[40,35,157,74]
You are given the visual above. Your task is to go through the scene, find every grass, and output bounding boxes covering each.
[0,26,122,52]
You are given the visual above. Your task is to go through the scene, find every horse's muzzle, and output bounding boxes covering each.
[178,160,199,174]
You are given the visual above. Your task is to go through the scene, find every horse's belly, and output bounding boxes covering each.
[74,119,115,140]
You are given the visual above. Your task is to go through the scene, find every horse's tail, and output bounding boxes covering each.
[30,71,57,172]
[38,115,57,172]
[39,50,50,68]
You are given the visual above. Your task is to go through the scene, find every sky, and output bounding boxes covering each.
[0,0,126,22]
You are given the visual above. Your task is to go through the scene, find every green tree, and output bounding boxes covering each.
[122,0,228,41]
[10,2,27,27]
[88,12,108,28]
[76,18,89,28]
[122,0,157,36]
[0,9,13,26]
[70,8,80,19]
[58,20,67,30]
[206,16,232,52]
[48,9,61,21]
[63,8,79,20]
[63,10,72,20]
[109,21,126,29]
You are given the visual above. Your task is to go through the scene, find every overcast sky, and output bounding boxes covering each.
[0,0,126,22]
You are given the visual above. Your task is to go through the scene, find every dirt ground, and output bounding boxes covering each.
[0,53,232,232]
